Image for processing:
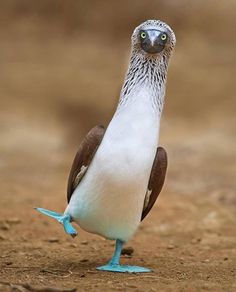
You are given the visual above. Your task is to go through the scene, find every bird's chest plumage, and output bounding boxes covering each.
[67,97,160,241]
[99,103,159,180]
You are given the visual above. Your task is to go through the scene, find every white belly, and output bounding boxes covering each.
[65,100,160,242]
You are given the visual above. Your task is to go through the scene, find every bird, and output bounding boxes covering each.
[35,19,176,273]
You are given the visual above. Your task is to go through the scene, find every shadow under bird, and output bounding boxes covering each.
[36,19,176,273]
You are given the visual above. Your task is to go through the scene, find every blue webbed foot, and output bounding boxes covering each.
[35,207,78,238]
[96,239,152,273]
[96,264,151,273]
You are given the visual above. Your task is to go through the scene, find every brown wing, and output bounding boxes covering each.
[67,125,105,203]
[141,146,168,220]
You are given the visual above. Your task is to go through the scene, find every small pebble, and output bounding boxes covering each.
[81,240,88,245]
[223,257,228,261]
[70,243,77,248]
[167,244,175,249]
[121,246,134,256]
[0,222,10,231]
[47,237,59,243]
[6,218,21,224]
[191,238,202,244]
[92,245,98,250]
[80,259,89,262]
[0,234,6,240]
[202,259,210,263]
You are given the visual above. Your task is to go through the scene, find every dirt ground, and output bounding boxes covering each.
[0,2,236,291]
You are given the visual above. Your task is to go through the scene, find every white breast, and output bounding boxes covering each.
[65,89,161,242]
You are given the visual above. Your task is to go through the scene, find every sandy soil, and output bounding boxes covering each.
[0,5,236,291]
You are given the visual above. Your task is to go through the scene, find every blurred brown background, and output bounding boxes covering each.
[0,1,235,291]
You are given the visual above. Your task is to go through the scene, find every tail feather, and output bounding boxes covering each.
[35,207,78,238]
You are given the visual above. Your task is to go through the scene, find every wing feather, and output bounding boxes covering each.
[67,125,105,203]
[141,146,167,220]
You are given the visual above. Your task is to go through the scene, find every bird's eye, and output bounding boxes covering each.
[160,33,167,41]
[140,32,146,39]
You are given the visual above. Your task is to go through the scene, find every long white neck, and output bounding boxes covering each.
[116,53,169,117]
[105,52,170,151]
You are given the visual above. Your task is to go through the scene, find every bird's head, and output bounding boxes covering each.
[131,20,176,59]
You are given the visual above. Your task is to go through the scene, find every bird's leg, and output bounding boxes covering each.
[108,239,123,265]
[96,239,151,273]
[35,207,78,238]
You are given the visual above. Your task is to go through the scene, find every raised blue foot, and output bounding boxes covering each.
[96,239,152,273]
[97,264,151,273]
[35,207,77,238]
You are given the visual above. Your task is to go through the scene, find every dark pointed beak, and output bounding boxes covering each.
[141,30,165,54]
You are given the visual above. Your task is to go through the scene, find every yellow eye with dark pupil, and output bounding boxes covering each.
[161,33,167,41]
[141,32,146,39]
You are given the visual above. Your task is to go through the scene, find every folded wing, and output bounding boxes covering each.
[141,147,167,220]
[67,125,106,203]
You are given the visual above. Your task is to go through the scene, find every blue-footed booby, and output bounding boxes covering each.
[36,19,176,273]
